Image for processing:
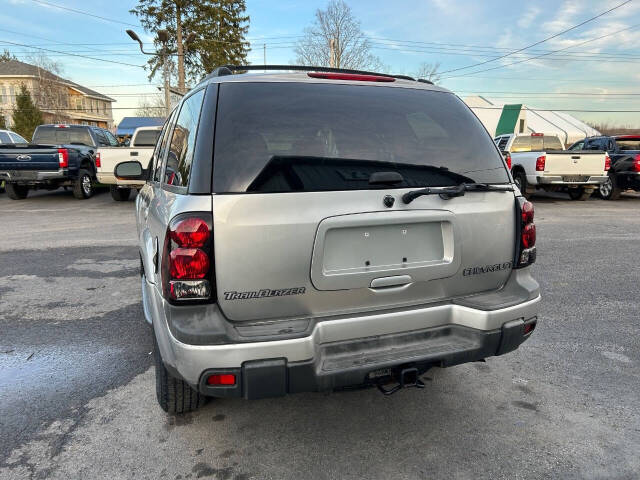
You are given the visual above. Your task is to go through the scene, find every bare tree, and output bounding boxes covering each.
[26,52,70,123]
[414,62,441,83]
[135,95,167,117]
[294,0,384,71]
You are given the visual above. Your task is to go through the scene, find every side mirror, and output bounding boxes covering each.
[115,161,144,180]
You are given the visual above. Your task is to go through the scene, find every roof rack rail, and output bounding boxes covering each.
[206,65,416,82]
[417,78,434,85]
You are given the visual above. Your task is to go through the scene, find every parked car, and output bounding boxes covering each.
[96,126,162,201]
[116,66,541,414]
[0,124,114,200]
[0,129,28,145]
[495,133,609,200]
[0,129,28,193]
[568,135,640,200]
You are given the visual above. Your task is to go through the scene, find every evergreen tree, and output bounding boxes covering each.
[11,84,43,141]
[130,0,249,85]
[0,49,17,62]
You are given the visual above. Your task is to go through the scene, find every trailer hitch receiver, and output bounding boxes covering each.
[376,367,427,396]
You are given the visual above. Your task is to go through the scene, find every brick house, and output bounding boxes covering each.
[0,59,115,129]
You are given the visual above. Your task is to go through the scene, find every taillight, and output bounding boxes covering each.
[535,155,546,172]
[505,152,512,170]
[515,198,536,268]
[57,148,68,168]
[604,154,610,171]
[634,154,640,172]
[531,133,544,137]
[95,152,101,168]
[162,213,215,303]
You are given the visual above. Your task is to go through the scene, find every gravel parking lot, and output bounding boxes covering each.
[1,188,639,480]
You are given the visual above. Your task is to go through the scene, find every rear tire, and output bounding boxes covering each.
[599,175,622,200]
[73,169,94,199]
[513,170,530,199]
[568,187,592,201]
[154,334,205,414]
[6,182,29,200]
[110,185,131,202]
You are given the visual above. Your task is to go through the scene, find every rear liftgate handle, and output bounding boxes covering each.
[369,275,412,291]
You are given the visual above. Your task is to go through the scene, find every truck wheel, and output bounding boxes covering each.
[513,171,529,198]
[73,169,94,199]
[110,185,131,202]
[6,182,29,200]
[599,175,622,200]
[154,335,205,414]
[568,187,592,201]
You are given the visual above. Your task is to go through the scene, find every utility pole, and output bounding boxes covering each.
[329,38,335,68]
[162,45,171,117]
[263,44,266,69]
[175,5,185,94]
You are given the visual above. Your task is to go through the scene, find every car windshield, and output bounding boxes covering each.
[33,127,93,146]
[213,82,509,193]
[616,138,640,151]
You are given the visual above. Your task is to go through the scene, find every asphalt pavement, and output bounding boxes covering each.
[0,187,639,480]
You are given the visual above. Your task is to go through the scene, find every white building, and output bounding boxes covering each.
[464,96,600,147]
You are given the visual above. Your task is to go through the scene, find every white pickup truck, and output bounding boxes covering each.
[96,126,162,201]
[494,133,609,200]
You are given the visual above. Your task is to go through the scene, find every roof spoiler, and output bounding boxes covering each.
[205,65,432,84]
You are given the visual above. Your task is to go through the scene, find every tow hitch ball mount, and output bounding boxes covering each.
[376,367,430,396]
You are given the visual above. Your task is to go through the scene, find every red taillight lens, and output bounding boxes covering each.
[57,148,69,168]
[604,154,610,171]
[162,214,214,302]
[515,198,536,269]
[307,72,395,82]
[531,133,544,137]
[95,152,101,168]
[206,374,236,386]
[634,154,640,172]
[522,224,536,248]
[535,155,546,172]
[521,201,534,224]
[170,217,210,247]
[505,153,512,170]
[169,248,209,279]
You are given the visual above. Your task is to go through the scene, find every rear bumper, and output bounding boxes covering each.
[0,169,66,182]
[532,175,608,186]
[145,269,541,396]
[198,317,538,399]
[96,172,143,187]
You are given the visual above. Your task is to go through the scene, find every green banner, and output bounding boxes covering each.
[495,104,522,136]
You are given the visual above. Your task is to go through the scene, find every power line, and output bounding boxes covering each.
[0,39,143,68]
[30,0,140,28]
[440,0,633,74]
[442,22,640,79]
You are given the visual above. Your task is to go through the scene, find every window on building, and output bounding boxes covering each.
[76,97,83,110]
[8,85,14,104]
[0,85,5,104]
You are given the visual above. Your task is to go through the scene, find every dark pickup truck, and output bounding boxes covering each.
[0,124,118,200]
[569,135,640,200]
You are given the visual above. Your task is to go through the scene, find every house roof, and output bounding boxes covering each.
[0,59,115,102]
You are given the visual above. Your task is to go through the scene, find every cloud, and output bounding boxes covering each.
[517,6,541,29]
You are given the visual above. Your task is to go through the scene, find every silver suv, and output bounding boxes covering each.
[116,66,540,414]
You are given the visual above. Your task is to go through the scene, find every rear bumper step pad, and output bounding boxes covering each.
[199,319,536,399]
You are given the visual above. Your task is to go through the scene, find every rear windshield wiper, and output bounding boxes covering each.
[402,183,514,204]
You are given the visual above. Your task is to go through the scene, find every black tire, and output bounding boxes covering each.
[73,169,94,199]
[154,334,205,414]
[513,170,530,199]
[110,185,131,202]
[568,187,592,201]
[599,175,622,200]
[5,182,29,200]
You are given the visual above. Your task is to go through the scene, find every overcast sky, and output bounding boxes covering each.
[3,0,640,127]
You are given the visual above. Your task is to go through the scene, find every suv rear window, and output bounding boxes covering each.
[33,127,93,146]
[213,82,508,193]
